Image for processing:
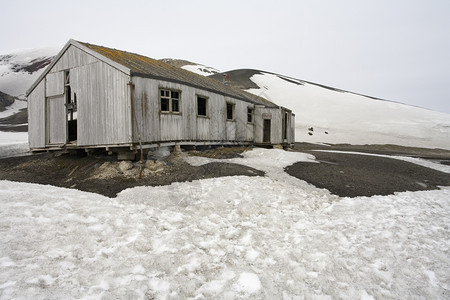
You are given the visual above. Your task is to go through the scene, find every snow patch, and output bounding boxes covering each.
[233,272,262,295]
[0,99,27,119]
[181,64,220,76]
[0,131,29,157]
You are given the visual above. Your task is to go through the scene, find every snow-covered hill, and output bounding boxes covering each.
[209,70,450,150]
[160,58,220,76]
[0,47,59,99]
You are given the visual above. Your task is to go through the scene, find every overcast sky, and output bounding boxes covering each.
[1,0,449,113]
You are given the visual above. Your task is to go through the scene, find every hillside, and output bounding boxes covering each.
[0,46,59,99]
[0,90,15,112]
[209,70,450,150]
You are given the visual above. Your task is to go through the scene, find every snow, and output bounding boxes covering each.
[0,47,59,99]
[245,72,450,150]
[0,99,27,119]
[1,148,449,299]
[181,64,220,76]
[0,131,29,158]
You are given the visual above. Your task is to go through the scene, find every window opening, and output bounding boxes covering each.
[283,112,288,140]
[247,107,254,123]
[197,96,207,116]
[160,89,181,113]
[226,103,234,120]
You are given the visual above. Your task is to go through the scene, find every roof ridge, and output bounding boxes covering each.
[77,41,278,108]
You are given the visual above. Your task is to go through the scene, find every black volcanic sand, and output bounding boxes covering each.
[0,147,263,198]
[1,143,449,198]
[287,143,450,197]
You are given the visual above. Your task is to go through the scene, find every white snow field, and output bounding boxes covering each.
[1,149,449,299]
[0,131,29,158]
[245,73,450,150]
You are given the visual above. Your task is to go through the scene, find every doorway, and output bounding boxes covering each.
[263,119,271,143]
[65,70,77,143]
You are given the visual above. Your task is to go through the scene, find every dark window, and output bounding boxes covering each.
[160,89,180,113]
[161,98,170,111]
[247,108,254,123]
[226,103,234,120]
[197,96,207,116]
[171,99,179,112]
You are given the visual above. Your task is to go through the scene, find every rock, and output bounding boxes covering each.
[148,147,171,160]
[145,160,164,172]
[118,160,133,172]
[172,145,182,156]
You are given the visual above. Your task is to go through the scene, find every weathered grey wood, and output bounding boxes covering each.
[73,61,132,146]
[28,80,46,149]
[196,117,210,140]
[28,40,295,151]
[47,95,66,144]
[45,71,64,97]
[69,40,131,75]
[50,45,98,73]
[290,114,296,143]
[254,107,285,144]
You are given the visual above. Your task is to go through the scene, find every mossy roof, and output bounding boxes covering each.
[78,41,278,108]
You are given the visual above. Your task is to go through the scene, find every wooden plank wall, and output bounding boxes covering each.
[50,46,97,73]
[30,44,132,147]
[131,77,256,144]
[291,114,296,143]
[72,61,131,146]
[254,107,283,144]
[47,95,66,144]
[29,43,292,149]
[28,81,46,149]
[45,72,64,97]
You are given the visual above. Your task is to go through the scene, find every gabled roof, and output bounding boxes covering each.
[28,39,278,108]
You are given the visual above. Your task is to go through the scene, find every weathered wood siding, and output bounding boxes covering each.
[28,42,292,149]
[291,114,296,143]
[254,107,283,144]
[131,77,255,144]
[29,44,132,148]
[71,61,132,146]
[45,71,64,97]
[50,46,98,73]
[28,81,46,149]
[47,95,66,144]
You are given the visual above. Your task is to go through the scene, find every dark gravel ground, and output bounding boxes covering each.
[0,147,262,198]
[287,143,450,197]
[0,143,449,198]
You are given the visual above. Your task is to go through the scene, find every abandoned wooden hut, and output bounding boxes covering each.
[26,39,295,155]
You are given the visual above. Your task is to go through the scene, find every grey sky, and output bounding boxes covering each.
[1,0,449,113]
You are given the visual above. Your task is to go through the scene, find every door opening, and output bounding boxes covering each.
[65,70,77,143]
[263,119,271,143]
[282,112,288,141]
